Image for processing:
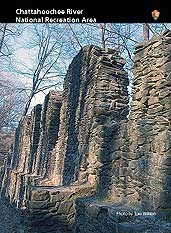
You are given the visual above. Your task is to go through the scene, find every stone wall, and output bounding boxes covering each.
[0,143,11,189]
[22,45,129,232]
[33,91,62,184]
[51,45,129,189]
[74,30,171,233]
[11,115,32,173]
[2,106,41,206]
[0,31,171,233]
[106,30,171,211]
[28,104,42,174]
[126,30,171,211]
[0,91,62,208]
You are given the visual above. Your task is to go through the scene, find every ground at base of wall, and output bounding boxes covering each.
[0,198,26,233]
[75,197,171,233]
[0,196,171,233]
[0,197,69,233]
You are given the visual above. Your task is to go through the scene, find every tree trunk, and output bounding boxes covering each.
[100,23,106,49]
[0,23,7,53]
[143,23,149,41]
[22,93,34,116]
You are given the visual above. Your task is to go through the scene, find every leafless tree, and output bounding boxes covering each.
[0,75,26,130]
[3,23,170,118]
[12,24,66,116]
[0,23,7,56]
[0,23,21,62]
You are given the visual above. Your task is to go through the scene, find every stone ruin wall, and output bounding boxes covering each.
[22,45,129,233]
[2,115,33,206]
[33,91,62,182]
[0,91,62,208]
[107,30,171,211]
[0,30,171,233]
[74,30,171,233]
[50,45,129,189]
[126,30,171,211]
[0,132,14,188]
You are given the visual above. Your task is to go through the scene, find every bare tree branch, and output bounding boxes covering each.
[68,24,83,49]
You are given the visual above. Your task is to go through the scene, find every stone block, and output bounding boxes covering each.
[32,190,50,201]
[57,201,74,215]
[29,200,49,209]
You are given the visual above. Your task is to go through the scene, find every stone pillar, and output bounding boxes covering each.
[117,30,171,211]
[1,105,42,205]
[10,104,42,175]
[14,116,32,173]
[74,31,171,233]
[11,125,20,170]
[52,46,129,190]
[28,104,42,174]
[1,114,32,204]
[34,91,62,183]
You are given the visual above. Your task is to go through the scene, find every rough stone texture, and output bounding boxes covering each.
[26,185,94,233]
[12,115,32,173]
[107,30,171,212]
[1,91,62,208]
[0,153,13,198]
[28,104,42,174]
[73,31,171,233]
[23,45,129,232]
[0,32,171,233]
[0,131,14,186]
[126,30,171,212]
[51,45,129,189]
[33,91,62,183]
[2,105,41,206]
[74,197,171,233]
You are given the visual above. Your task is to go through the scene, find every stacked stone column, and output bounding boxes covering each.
[33,91,62,185]
[108,30,171,212]
[0,32,171,232]
[51,46,129,193]
[0,91,62,207]
[127,30,171,211]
